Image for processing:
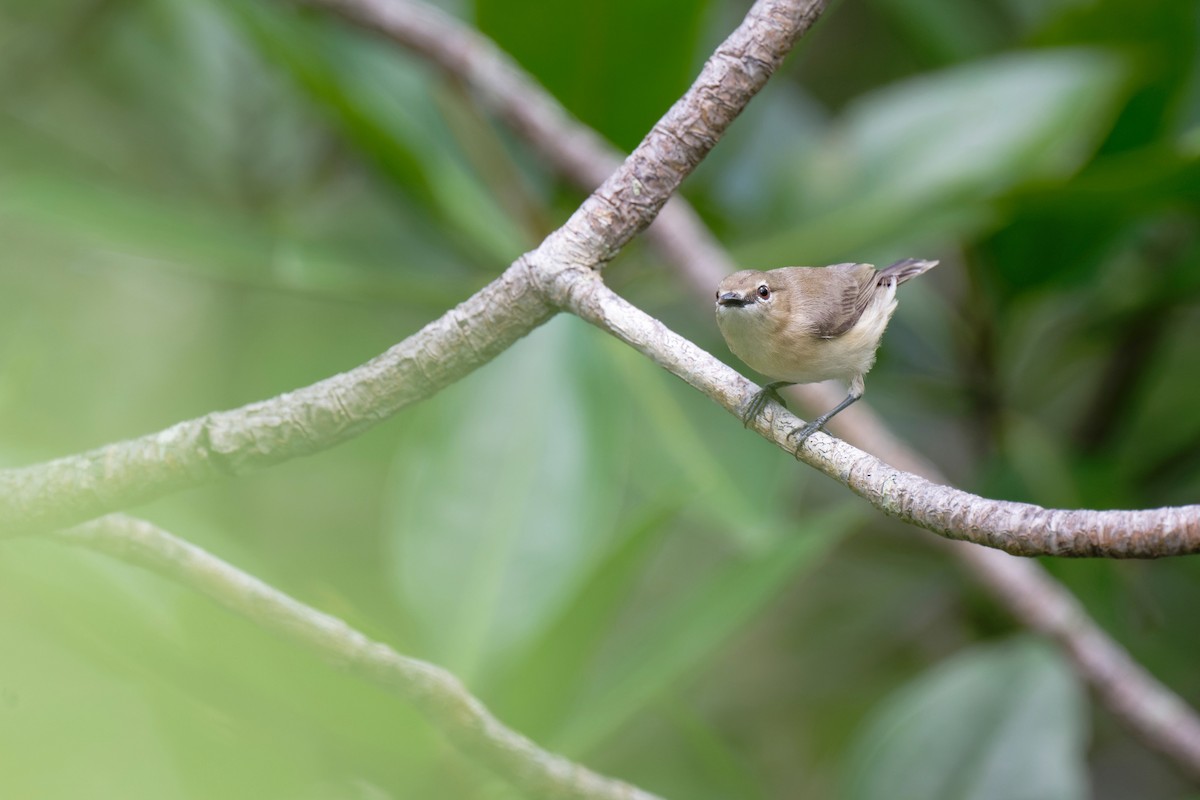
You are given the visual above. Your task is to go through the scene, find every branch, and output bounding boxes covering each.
[0,0,824,536]
[54,515,664,800]
[560,272,1200,558]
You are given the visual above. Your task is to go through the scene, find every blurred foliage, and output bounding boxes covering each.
[0,0,1198,798]
[845,638,1089,800]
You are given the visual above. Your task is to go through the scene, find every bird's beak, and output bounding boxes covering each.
[717,291,749,308]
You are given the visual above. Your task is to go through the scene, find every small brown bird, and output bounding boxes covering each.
[715,258,938,447]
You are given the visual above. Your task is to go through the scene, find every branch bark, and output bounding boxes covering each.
[7,7,833,798]
[55,515,664,800]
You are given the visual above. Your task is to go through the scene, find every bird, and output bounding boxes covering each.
[715,258,938,448]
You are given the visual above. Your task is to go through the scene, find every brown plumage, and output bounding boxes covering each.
[715,258,938,447]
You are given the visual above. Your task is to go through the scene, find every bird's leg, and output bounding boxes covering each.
[788,376,865,451]
[742,381,795,428]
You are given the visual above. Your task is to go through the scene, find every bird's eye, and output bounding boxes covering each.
[756,284,771,299]
[715,290,720,301]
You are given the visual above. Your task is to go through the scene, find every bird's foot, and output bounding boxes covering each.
[785,392,862,456]
[785,419,826,456]
[741,382,793,428]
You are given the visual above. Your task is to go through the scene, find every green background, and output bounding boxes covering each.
[1,0,1198,797]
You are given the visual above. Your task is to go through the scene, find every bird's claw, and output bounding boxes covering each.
[785,420,824,456]
[741,383,790,428]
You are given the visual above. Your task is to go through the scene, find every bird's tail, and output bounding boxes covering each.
[877,258,938,286]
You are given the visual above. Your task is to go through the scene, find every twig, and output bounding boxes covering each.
[55,515,666,800]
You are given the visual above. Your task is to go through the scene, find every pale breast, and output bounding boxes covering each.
[743,282,898,385]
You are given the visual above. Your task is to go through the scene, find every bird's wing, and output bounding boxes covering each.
[811,263,878,339]
[876,257,938,285]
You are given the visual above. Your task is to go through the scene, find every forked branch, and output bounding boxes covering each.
[0,0,825,537]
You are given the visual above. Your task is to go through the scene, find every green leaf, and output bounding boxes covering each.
[664,700,769,800]
[472,0,711,151]
[0,161,477,308]
[0,545,192,800]
[487,502,682,737]
[739,48,1128,264]
[217,0,530,263]
[1002,412,1082,508]
[383,317,624,681]
[866,0,1009,64]
[844,637,1089,800]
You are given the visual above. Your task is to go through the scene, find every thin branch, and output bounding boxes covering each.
[6,7,833,800]
[0,0,824,537]
[562,273,1200,558]
[54,515,664,800]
